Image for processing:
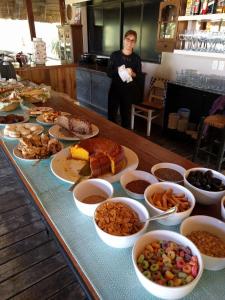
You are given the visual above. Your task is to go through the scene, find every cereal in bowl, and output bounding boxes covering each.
[95,201,143,236]
[137,240,199,286]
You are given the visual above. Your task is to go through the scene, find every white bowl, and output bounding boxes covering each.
[132,230,203,300]
[93,197,149,248]
[151,162,186,184]
[120,170,158,200]
[184,167,225,205]
[180,215,225,271]
[221,196,225,221]
[144,182,195,226]
[73,178,113,217]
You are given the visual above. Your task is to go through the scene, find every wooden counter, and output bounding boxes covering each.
[0,91,223,299]
[16,63,77,99]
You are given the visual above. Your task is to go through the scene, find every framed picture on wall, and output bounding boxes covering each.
[74,6,81,24]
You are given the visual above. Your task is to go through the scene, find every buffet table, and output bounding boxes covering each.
[0,92,224,300]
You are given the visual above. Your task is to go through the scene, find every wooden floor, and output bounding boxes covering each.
[0,148,88,300]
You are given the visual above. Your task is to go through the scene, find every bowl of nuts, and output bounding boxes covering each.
[144,182,195,226]
[184,168,225,205]
[132,230,203,299]
[93,197,149,248]
[180,215,225,271]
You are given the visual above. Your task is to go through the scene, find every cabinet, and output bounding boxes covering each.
[76,67,111,115]
[156,0,186,52]
[57,24,83,63]
[163,82,220,132]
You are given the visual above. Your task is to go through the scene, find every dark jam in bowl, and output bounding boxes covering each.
[125,180,150,194]
[154,168,183,182]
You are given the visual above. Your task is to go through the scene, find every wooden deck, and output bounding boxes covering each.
[0,147,88,300]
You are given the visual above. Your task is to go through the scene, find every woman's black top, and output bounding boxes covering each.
[107,50,142,88]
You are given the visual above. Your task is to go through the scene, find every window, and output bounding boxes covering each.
[87,0,161,63]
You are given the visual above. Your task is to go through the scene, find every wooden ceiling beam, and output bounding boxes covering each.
[59,0,66,25]
[25,0,36,40]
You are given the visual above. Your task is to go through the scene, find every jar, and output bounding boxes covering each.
[33,38,46,65]
[168,113,180,130]
[177,118,188,132]
[177,108,190,120]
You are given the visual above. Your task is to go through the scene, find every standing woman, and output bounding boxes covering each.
[107,30,142,129]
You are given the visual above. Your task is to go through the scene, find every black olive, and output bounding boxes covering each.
[212,177,222,186]
[205,170,213,179]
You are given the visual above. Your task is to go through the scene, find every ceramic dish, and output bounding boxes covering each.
[1,123,44,139]
[50,146,139,184]
[132,230,203,299]
[144,182,195,226]
[120,170,158,200]
[151,162,186,184]
[48,124,99,141]
[0,114,29,126]
[93,197,149,248]
[184,167,225,205]
[180,215,225,271]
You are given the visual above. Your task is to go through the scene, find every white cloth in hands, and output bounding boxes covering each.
[118,65,133,83]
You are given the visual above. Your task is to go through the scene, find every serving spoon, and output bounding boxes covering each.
[141,205,178,224]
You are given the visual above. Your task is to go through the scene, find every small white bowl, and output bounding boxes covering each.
[93,197,149,248]
[151,162,186,184]
[144,182,195,226]
[132,230,203,300]
[120,170,158,200]
[184,167,225,205]
[73,178,113,217]
[180,215,225,271]
[221,196,225,221]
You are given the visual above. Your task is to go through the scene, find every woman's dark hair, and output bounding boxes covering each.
[124,30,137,41]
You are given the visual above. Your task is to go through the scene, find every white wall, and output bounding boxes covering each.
[142,52,225,97]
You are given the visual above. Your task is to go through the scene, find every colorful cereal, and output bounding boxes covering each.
[137,240,199,287]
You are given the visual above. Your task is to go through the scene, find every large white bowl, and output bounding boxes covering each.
[120,170,158,200]
[221,196,225,221]
[184,167,225,205]
[132,230,203,300]
[144,182,195,226]
[73,178,113,217]
[151,162,186,184]
[180,215,225,271]
[93,197,149,248]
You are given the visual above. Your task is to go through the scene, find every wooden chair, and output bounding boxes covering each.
[131,78,167,136]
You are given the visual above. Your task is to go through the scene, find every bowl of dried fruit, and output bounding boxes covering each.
[132,230,203,299]
[144,182,195,226]
[93,197,149,248]
[180,215,225,270]
[151,163,186,184]
[184,168,225,205]
[120,170,158,200]
[73,178,114,217]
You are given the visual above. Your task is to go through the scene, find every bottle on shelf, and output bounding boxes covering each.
[216,0,225,13]
[207,0,217,13]
[192,0,201,14]
[185,0,194,15]
[200,0,208,14]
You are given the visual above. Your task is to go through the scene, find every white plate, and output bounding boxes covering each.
[36,112,70,126]
[0,114,30,126]
[48,124,99,141]
[13,142,64,162]
[28,107,53,116]
[50,146,139,184]
[1,123,44,140]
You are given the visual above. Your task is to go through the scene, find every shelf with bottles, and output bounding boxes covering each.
[178,12,225,20]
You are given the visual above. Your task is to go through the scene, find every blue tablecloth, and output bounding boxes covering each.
[1,109,225,300]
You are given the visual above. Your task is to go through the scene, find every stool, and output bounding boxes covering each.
[131,104,160,136]
[130,78,167,137]
[192,115,225,171]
